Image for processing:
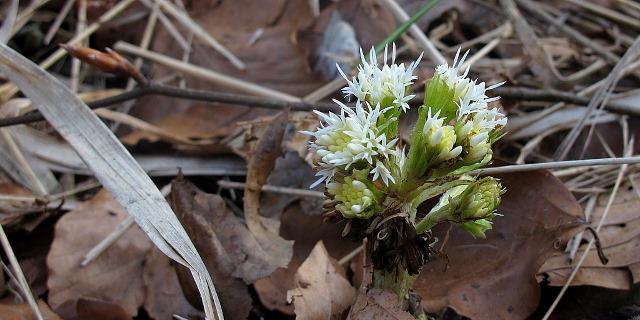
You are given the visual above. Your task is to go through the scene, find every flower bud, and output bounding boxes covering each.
[456,219,493,238]
[325,176,378,219]
[458,177,503,221]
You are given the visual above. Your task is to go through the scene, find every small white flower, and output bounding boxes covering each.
[422,108,462,163]
[302,100,400,187]
[434,48,506,121]
[371,161,395,186]
[338,44,422,112]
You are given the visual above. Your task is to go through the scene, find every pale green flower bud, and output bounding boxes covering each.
[458,177,503,220]
[325,176,378,219]
[456,219,493,238]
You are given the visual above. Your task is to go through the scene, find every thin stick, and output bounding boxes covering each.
[0,128,48,196]
[70,0,87,93]
[43,0,75,45]
[565,0,640,30]
[153,0,245,70]
[0,84,337,128]
[81,216,136,266]
[139,0,190,51]
[216,180,324,198]
[114,41,299,101]
[338,245,365,266]
[554,36,640,161]
[0,224,44,320]
[460,23,512,71]
[470,156,640,175]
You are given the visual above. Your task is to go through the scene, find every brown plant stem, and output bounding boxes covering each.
[369,209,430,306]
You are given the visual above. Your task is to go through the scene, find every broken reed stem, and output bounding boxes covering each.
[493,87,639,116]
[113,41,282,99]
[216,180,324,198]
[0,224,44,320]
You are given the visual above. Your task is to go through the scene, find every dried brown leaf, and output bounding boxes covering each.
[415,166,587,319]
[254,201,360,315]
[75,298,131,320]
[46,190,153,319]
[0,299,62,320]
[538,182,640,289]
[287,241,356,320]
[142,248,203,320]
[243,108,294,277]
[170,176,254,320]
[347,288,415,320]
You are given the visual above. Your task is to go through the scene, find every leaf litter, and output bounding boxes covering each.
[1,0,640,319]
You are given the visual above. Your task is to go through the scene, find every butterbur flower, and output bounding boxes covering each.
[338,44,422,112]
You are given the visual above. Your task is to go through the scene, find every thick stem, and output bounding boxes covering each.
[370,204,429,304]
[373,265,419,300]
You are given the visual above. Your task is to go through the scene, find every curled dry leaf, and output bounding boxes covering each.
[254,190,360,314]
[287,241,356,320]
[243,108,294,278]
[538,181,640,289]
[46,189,153,319]
[170,176,255,320]
[414,165,588,319]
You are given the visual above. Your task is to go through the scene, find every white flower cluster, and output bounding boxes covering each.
[303,101,399,188]
[339,45,422,111]
[423,49,507,166]
[303,45,421,189]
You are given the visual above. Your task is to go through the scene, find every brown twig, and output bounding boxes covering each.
[0,84,339,128]
[2,83,639,128]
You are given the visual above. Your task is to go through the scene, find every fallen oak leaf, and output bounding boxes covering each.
[287,241,355,320]
[539,182,640,289]
[46,189,153,319]
[0,299,61,320]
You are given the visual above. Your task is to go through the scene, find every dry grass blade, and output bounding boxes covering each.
[0,225,44,320]
[0,42,224,320]
[0,0,18,43]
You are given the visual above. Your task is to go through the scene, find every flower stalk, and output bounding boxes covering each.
[303,45,507,311]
